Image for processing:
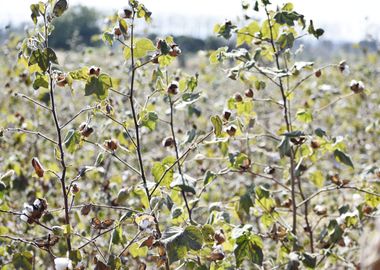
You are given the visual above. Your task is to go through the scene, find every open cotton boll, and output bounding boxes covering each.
[20,211,29,222]
[54,258,73,270]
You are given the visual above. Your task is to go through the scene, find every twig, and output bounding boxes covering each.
[4,128,57,145]
[14,93,51,111]
[117,231,142,257]
[60,106,96,129]
[149,130,213,197]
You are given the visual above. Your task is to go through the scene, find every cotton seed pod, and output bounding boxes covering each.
[362,204,373,214]
[105,139,118,151]
[167,81,179,95]
[106,104,113,114]
[264,166,275,174]
[88,66,100,76]
[339,60,350,76]
[281,198,292,208]
[239,158,251,170]
[341,179,350,186]
[350,80,365,94]
[56,73,68,87]
[162,137,174,147]
[113,27,122,37]
[234,92,243,102]
[72,184,80,194]
[118,7,133,19]
[311,140,320,149]
[32,157,45,177]
[169,44,181,57]
[81,126,93,137]
[222,110,231,121]
[244,88,254,98]
[81,204,92,216]
[208,250,225,261]
[313,204,327,216]
[226,125,237,136]
[214,230,226,245]
[151,52,160,64]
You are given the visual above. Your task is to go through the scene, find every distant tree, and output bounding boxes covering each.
[49,5,101,49]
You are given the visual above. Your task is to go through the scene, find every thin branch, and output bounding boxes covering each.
[117,231,141,257]
[297,185,380,208]
[315,93,355,113]
[168,94,193,222]
[60,106,96,129]
[101,112,137,149]
[4,128,57,145]
[150,130,213,197]
[14,93,51,111]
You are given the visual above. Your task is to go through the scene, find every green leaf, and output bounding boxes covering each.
[158,55,174,67]
[170,174,196,194]
[69,67,89,81]
[240,192,254,214]
[69,250,82,265]
[33,72,49,90]
[162,226,203,264]
[171,207,183,219]
[53,0,68,18]
[123,38,156,60]
[102,32,114,46]
[12,252,33,270]
[84,74,112,100]
[211,115,223,137]
[29,48,58,72]
[234,233,263,267]
[64,129,81,153]
[237,21,260,46]
[201,225,215,242]
[296,109,313,123]
[310,170,324,188]
[30,4,40,25]
[209,47,228,64]
[118,19,128,36]
[151,156,176,187]
[183,226,203,250]
[302,252,316,268]
[112,226,123,245]
[315,128,326,137]
[140,111,158,131]
[276,32,295,49]
[278,137,291,158]
[261,20,279,40]
[334,149,354,168]
[308,20,324,39]
[214,21,237,39]
[274,11,303,26]
[203,170,216,185]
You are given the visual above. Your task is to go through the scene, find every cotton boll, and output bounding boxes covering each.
[20,212,29,222]
[54,258,73,270]
[342,65,350,76]
[352,194,362,206]
[288,252,299,262]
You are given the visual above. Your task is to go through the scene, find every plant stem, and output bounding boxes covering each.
[43,9,71,252]
[264,6,298,248]
[168,95,193,222]
[127,12,169,270]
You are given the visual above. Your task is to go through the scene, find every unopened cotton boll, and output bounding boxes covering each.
[54,258,73,270]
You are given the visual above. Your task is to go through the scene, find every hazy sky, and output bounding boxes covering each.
[1,0,380,41]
